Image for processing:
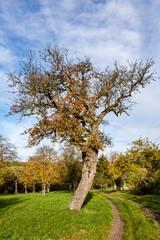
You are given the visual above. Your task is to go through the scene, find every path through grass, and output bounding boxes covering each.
[98,190,160,240]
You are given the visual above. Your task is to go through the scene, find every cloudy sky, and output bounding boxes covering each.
[0,0,160,161]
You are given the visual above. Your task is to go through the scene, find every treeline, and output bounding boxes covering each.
[0,138,82,194]
[1,134,160,195]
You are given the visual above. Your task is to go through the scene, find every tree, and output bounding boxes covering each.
[58,145,82,191]
[94,154,111,189]
[20,146,59,195]
[109,152,132,191]
[126,138,160,170]
[0,135,18,190]
[0,167,23,194]
[125,138,160,194]
[0,135,18,163]
[35,146,58,195]
[35,145,57,162]
[8,44,156,210]
[19,162,33,193]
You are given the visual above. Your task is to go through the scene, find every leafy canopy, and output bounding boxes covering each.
[8,44,155,152]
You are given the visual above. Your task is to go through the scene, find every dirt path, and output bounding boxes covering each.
[137,203,160,227]
[103,197,124,240]
[114,194,160,227]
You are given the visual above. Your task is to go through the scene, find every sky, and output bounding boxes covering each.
[0,0,160,161]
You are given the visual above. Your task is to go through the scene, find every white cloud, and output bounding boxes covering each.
[0,0,159,160]
[0,46,16,64]
[36,0,142,67]
[0,119,60,161]
[0,120,32,160]
[102,78,160,154]
[0,70,14,107]
[0,0,142,60]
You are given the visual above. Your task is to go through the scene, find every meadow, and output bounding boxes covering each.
[0,191,112,240]
[0,190,160,240]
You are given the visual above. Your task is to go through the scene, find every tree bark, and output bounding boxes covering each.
[4,185,8,194]
[116,186,121,191]
[14,180,18,194]
[47,184,50,193]
[67,147,98,210]
[42,182,46,196]
[32,182,36,193]
[25,183,27,194]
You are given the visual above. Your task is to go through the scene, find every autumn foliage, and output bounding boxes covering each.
[94,138,160,194]
[8,44,156,209]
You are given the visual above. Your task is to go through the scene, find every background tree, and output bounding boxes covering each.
[93,154,112,189]
[0,135,18,163]
[8,44,156,210]
[125,138,160,194]
[19,162,33,193]
[58,145,82,191]
[0,167,23,194]
[0,135,19,192]
[35,146,58,195]
[108,152,132,191]
[35,145,57,162]
[20,146,59,195]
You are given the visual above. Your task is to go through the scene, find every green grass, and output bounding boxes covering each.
[98,190,160,240]
[119,191,160,215]
[0,191,113,240]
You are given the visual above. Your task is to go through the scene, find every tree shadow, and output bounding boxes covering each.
[82,192,93,208]
[0,197,25,211]
[96,189,116,194]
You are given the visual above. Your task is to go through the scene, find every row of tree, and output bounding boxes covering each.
[0,142,82,195]
[1,132,160,196]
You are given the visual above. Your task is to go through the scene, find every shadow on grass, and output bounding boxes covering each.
[133,195,160,214]
[95,189,116,194]
[82,192,93,208]
[0,197,25,211]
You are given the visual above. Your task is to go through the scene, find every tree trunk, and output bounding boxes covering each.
[42,182,46,196]
[25,183,27,194]
[47,184,50,193]
[67,148,98,210]
[4,185,8,194]
[32,182,36,193]
[14,181,18,194]
[116,185,121,191]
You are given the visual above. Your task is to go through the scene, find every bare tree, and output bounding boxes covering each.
[0,135,18,163]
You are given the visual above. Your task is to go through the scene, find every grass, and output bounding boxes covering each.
[0,191,113,240]
[119,191,160,215]
[98,190,160,240]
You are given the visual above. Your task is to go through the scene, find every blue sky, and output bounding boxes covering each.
[0,0,160,161]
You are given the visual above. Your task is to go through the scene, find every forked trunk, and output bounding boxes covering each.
[68,148,98,210]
